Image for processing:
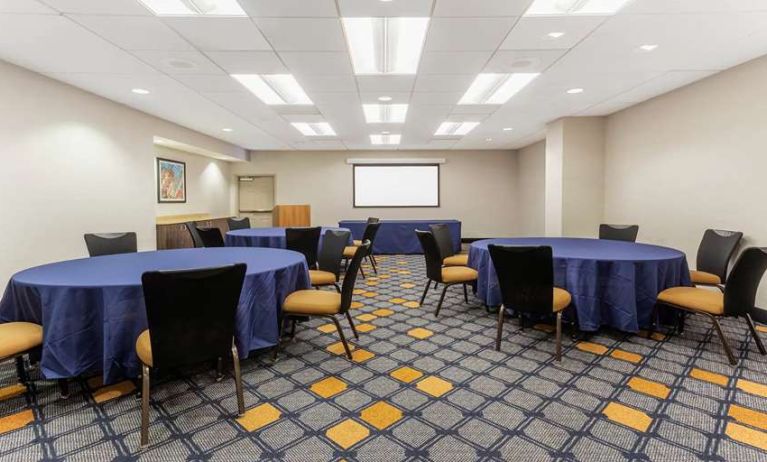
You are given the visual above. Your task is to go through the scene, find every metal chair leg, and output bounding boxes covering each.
[345,311,359,340]
[330,316,353,360]
[140,364,150,448]
[359,264,366,279]
[58,379,69,400]
[555,312,563,362]
[290,319,297,339]
[231,344,245,416]
[272,318,285,361]
[420,280,431,305]
[216,357,224,382]
[434,285,449,318]
[495,305,505,351]
[367,255,377,274]
[434,281,439,289]
[709,315,737,365]
[463,283,469,304]
[744,313,767,355]
[15,356,28,384]
[334,283,341,293]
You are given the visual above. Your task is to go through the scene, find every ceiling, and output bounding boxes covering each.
[0,0,766,151]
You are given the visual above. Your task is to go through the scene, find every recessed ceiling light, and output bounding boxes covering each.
[137,0,246,16]
[525,0,631,16]
[231,74,312,105]
[638,44,658,52]
[459,73,539,105]
[131,88,150,95]
[370,134,401,145]
[362,104,408,123]
[291,122,336,137]
[547,32,565,38]
[378,96,393,102]
[221,128,233,132]
[381,131,390,135]
[566,88,584,94]
[435,122,480,136]
[342,17,430,75]
[503,127,513,131]
[485,138,493,142]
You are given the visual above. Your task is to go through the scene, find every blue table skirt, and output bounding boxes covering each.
[338,220,461,255]
[225,226,351,249]
[0,248,310,383]
[468,238,691,333]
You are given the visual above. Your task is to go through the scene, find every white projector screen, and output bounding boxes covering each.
[354,165,440,207]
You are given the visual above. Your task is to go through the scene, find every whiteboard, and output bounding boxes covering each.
[354,165,440,207]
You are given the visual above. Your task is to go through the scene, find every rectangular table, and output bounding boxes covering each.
[338,219,461,254]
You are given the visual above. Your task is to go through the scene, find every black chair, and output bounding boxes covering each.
[599,224,639,242]
[185,222,205,248]
[691,229,743,290]
[344,222,382,277]
[416,230,478,317]
[366,217,380,224]
[430,224,467,267]
[84,232,137,257]
[311,230,351,292]
[279,242,371,359]
[286,227,322,269]
[198,227,225,248]
[655,247,767,365]
[227,217,251,231]
[136,264,247,446]
[488,245,573,360]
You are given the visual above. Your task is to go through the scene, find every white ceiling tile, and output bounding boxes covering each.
[310,92,360,106]
[202,91,279,123]
[451,105,498,115]
[356,75,415,93]
[596,70,717,106]
[163,17,271,51]
[358,92,411,103]
[425,17,516,51]
[623,0,767,14]
[484,49,565,73]
[299,75,357,92]
[205,51,285,74]
[500,16,605,50]
[173,74,248,93]
[254,18,346,51]
[70,15,192,51]
[39,0,151,15]
[240,0,338,17]
[337,0,434,16]
[410,92,462,105]
[280,52,353,76]
[414,74,476,92]
[132,50,224,75]
[433,0,530,17]
[419,51,493,74]
[0,0,56,13]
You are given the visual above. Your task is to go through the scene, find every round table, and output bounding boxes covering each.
[468,238,691,332]
[0,248,310,382]
[225,226,352,249]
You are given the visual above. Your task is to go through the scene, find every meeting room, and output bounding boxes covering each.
[1,0,767,460]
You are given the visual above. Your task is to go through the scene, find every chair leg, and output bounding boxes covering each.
[330,316,353,360]
[231,344,245,416]
[434,285,449,318]
[58,379,69,400]
[434,281,439,289]
[334,283,341,293]
[709,315,737,365]
[290,319,297,339]
[140,364,150,448]
[272,317,285,361]
[368,255,378,274]
[463,283,469,304]
[345,311,359,340]
[216,357,224,382]
[420,280,431,305]
[555,311,563,362]
[495,305,505,351]
[648,303,660,337]
[359,264,366,279]
[15,356,28,384]
[744,313,767,355]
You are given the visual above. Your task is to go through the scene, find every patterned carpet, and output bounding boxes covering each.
[1,254,767,461]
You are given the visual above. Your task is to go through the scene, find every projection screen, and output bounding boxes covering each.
[353,164,440,207]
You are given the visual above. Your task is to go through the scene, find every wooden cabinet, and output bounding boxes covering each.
[272,205,310,227]
[156,214,232,250]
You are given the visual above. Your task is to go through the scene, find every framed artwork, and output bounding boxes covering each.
[157,157,186,203]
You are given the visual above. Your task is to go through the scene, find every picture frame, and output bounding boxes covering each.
[157,157,186,203]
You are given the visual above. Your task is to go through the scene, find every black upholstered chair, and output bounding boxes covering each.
[136,264,247,446]
[416,230,478,317]
[84,232,137,257]
[344,222,381,277]
[691,229,743,290]
[311,230,351,292]
[286,227,322,269]
[489,245,572,360]
[430,223,467,267]
[599,224,639,242]
[366,217,380,224]
[185,222,205,248]
[197,227,225,248]
[655,247,767,365]
[227,217,251,231]
[279,242,371,359]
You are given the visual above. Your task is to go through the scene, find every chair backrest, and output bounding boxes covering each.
[286,227,322,268]
[318,230,351,278]
[366,217,380,224]
[723,247,767,317]
[415,230,444,282]
[489,245,554,316]
[185,222,205,248]
[430,223,455,259]
[599,224,639,242]
[141,264,246,369]
[198,227,225,248]
[360,222,381,254]
[340,241,371,313]
[84,232,137,257]
[227,217,251,231]
[696,229,743,282]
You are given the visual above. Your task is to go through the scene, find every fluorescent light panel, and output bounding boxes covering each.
[370,134,401,145]
[459,73,539,105]
[525,0,631,16]
[291,122,336,137]
[435,122,479,136]
[363,104,408,123]
[138,0,246,16]
[342,17,430,75]
[231,74,312,105]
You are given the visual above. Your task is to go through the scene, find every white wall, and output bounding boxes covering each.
[516,141,546,236]
[0,59,242,287]
[231,150,519,238]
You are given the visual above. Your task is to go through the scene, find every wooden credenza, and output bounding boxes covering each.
[156,214,232,250]
[272,205,311,227]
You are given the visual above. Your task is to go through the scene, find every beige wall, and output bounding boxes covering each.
[0,60,242,287]
[562,117,605,238]
[231,150,519,238]
[516,141,546,236]
[544,120,564,236]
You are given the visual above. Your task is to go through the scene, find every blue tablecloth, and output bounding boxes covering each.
[468,238,691,332]
[338,220,461,254]
[225,227,352,249]
[0,248,310,382]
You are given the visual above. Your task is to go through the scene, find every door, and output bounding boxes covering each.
[238,176,275,227]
